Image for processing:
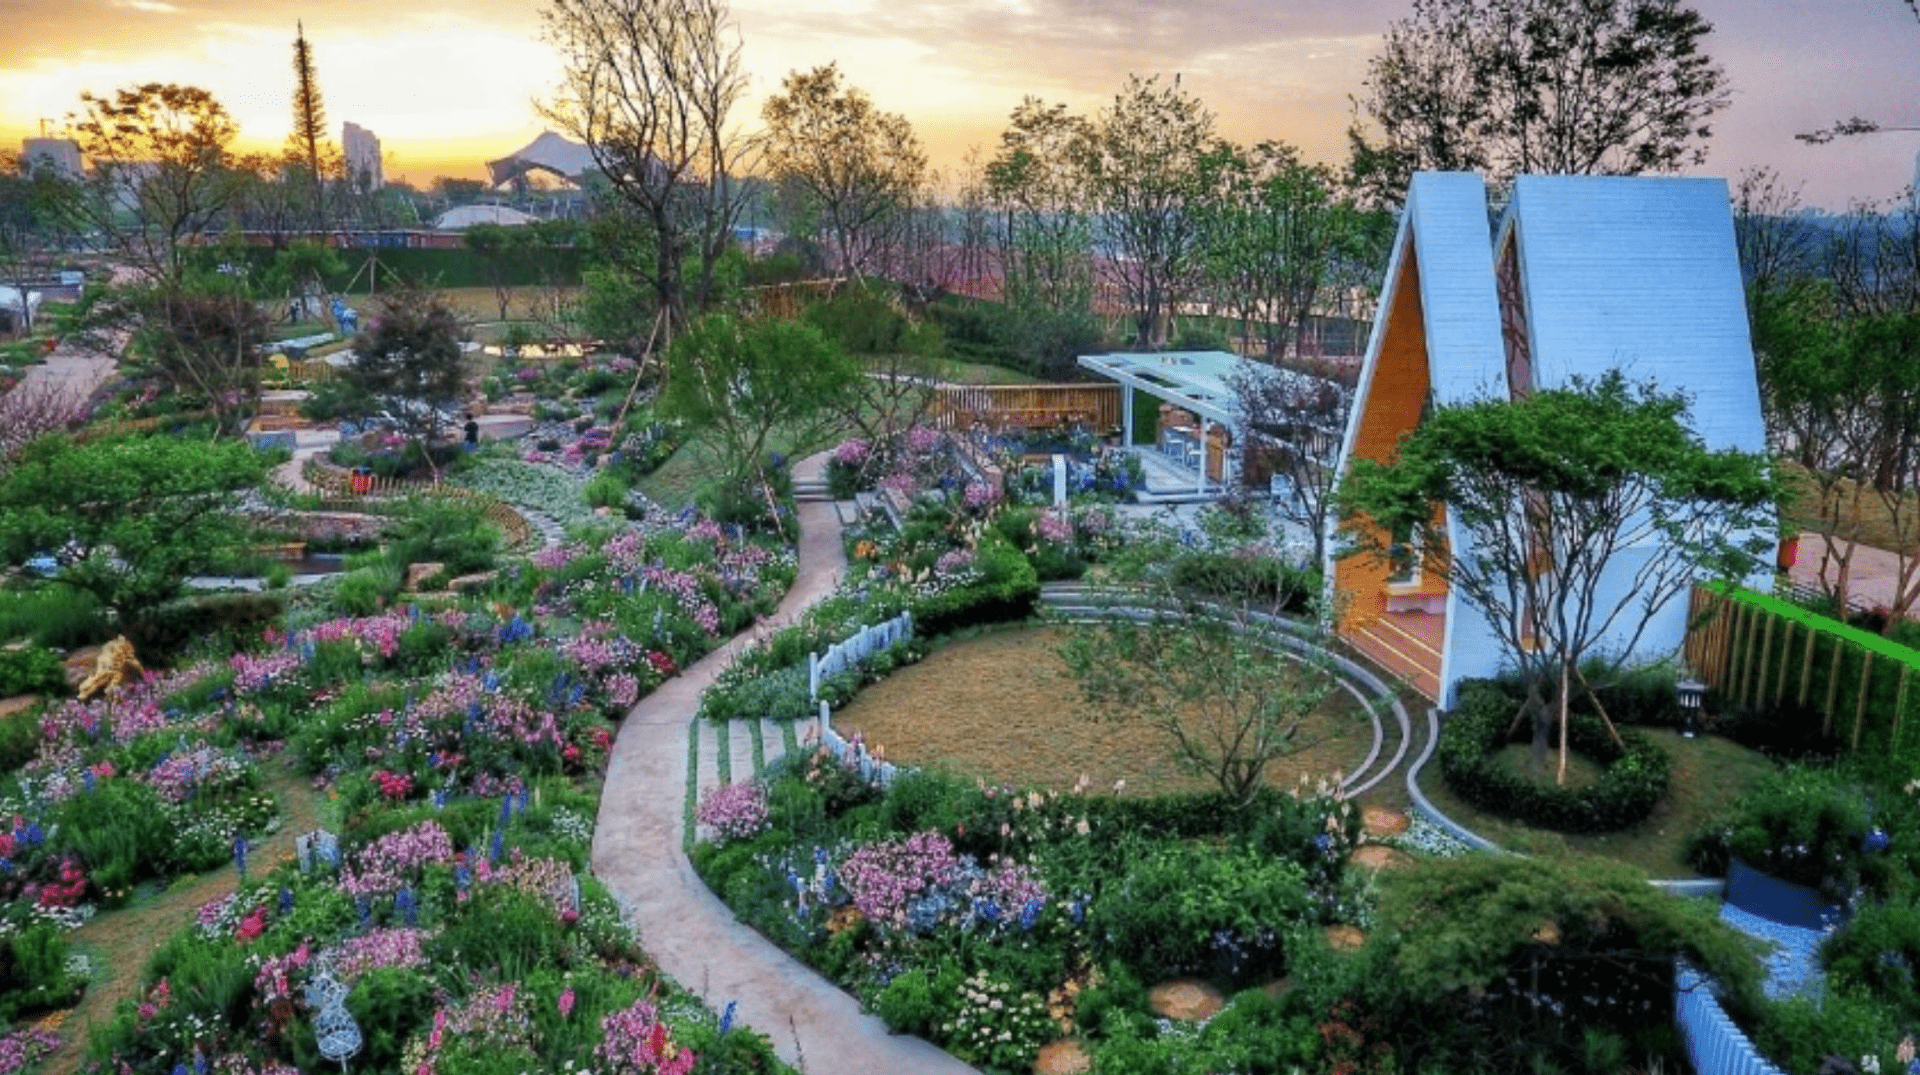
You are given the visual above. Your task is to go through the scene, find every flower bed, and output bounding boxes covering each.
[0,505,801,1073]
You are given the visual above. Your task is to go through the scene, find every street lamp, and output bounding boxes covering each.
[1677,676,1707,739]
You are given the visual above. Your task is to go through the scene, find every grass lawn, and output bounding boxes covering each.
[904,355,1042,386]
[1415,727,1780,878]
[832,625,1375,796]
[1782,461,1920,555]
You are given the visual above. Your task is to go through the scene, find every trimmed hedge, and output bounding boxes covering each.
[1439,679,1672,834]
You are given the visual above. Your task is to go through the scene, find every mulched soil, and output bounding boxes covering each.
[834,626,1374,796]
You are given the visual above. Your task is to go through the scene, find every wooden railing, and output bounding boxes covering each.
[933,384,1121,432]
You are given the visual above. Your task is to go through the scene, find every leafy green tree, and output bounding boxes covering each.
[1083,74,1219,348]
[464,222,529,322]
[0,151,82,337]
[985,97,1098,320]
[1058,561,1341,807]
[129,275,273,436]
[348,286,468,478]
[761,63,927,281]
[1196,141,1362,359]
[1352,0,1729,201]
[0,435,267,628]
[658,313,857,486]
[1338,372,1778,780]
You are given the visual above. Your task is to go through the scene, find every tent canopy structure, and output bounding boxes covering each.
[484,131,597,189]
[432,205,543,230]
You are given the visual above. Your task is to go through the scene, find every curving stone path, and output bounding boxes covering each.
[592,454,982,1075]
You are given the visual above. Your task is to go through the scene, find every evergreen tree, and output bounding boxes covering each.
[291,21,328,229]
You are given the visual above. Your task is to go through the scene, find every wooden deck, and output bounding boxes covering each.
[1346,609,1444,702]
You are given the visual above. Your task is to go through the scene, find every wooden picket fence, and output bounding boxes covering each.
[932,384,1121,432]
[1684,582,1920,759]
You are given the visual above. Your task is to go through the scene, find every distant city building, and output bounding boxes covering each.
[342,122,383,190]
[19,137,81,179]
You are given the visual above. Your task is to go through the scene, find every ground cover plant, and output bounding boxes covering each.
[0,481,801,1074]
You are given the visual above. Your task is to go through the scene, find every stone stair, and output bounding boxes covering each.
[688,717,819,843]
[792,476,834,503]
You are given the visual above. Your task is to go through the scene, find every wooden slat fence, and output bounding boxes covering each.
[933,384,1121,432]
[809,610,913,702]
[1685,583,1920,761]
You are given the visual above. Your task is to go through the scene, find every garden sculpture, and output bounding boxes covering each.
[76,636,142,701]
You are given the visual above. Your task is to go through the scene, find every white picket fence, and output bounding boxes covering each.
[807,610,913,702]
[815,700,901,787]
[1674,962,1786,1075]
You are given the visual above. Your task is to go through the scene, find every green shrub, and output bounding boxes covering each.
[1748,986,1900,1075]
[0,645,66,698]
[869,958,965,1038]
[389,498,501,575]
[1822,895,1920,1019]
[337,967,436,1073]
[51,779,176,885]
[1093,843,1311,984]
[698,663,812,722]
[1166,551,1318,615]
[583,469,629,511]
[0,924,80,1020]
[0,706,43,772]
[910,529,1040,637]
[1439,680,1672,834]
[1685,764,1878,898]
[334,563,403,617]
[0,586,108,648]
[127,592,287,659]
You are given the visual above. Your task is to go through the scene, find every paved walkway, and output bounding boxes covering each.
[13,339,119,416]
[592,453,982,1075]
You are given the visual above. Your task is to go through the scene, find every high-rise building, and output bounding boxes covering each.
[19,137,81,179]
[342,122,383,190]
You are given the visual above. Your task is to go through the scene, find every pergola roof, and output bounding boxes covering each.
[1077,350,1254,428]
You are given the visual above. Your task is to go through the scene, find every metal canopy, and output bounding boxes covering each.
[1076,350,1256,428]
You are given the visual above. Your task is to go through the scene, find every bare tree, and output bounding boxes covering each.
[130,282,272,437]
[538,0,753,342]
[1353,0,1729,199]
[68,83,243,287]
[0,150,81,336]
[1731,166,1819,300]
[1229,359,1352,565]
[761,63,927,282]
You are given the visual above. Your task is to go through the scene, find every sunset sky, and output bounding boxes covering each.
[2,0,1917,209]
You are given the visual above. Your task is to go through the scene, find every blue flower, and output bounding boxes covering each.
[718,1000,737,1035]
[1864,829,1892,853]
[1020,897,1045,931]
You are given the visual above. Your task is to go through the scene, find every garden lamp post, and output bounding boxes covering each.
[1677,676,1706,738]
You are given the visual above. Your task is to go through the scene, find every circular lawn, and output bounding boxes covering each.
[833,625,1374,794]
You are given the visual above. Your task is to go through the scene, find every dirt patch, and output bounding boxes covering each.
[834,627,1373,795]
[1361,806,1409,837]
[1034,1039,1091,1075]
[1348,845,1416,873]
[1324,925,1368,950]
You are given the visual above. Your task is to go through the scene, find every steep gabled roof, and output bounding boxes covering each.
[1497,175,1765,453]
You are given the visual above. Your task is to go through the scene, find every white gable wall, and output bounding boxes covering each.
[1508,175,1774,668]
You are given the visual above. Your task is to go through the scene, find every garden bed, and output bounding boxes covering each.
[1418,726,1777,877]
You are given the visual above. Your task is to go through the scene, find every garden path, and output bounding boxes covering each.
[594,452,984,1075]
[13,335,119,416]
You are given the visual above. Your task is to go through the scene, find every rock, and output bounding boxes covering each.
[1362,806,1410,837]
[1348,845,1416,873]
[404,562,446,592]
[449,571,498,595]
[1324,925,1367,950]
[0,696,40,720]
[1033,1039,1091,1075]
[1147,979,1226,1023]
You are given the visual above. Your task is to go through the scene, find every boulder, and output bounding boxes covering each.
[404,562,446,592]
[1033,1039,1090,1075]
[1147,979,1226,1023]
